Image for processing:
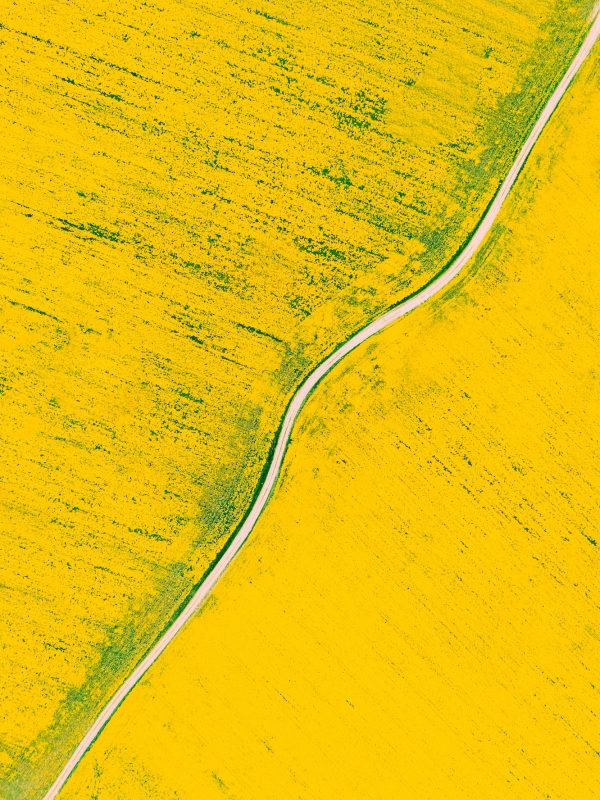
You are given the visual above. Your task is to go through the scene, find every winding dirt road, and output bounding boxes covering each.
[44,10,600,799]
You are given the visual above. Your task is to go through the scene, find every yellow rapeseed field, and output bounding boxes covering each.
[0,0,596,796]
[58,42,600,800]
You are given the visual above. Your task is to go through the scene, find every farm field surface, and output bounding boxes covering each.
[57,42,600,800]
[0,0,597,797]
